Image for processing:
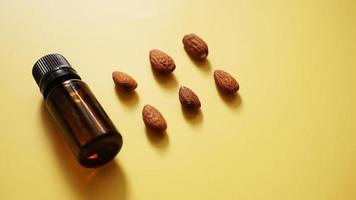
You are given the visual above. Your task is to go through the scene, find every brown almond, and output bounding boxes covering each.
[179,86,201,109]
[142,105,167,132]
[149,49,176,74]
[214,70,239,94]
[182,33,209,60]
[112,71,138,91]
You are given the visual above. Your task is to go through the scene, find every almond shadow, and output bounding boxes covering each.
[181,106,203,127]
[185,49,212,74]
[114,86,139,107]
[145,127,169,151]
[151,67,178,90]
[215,84,242,109]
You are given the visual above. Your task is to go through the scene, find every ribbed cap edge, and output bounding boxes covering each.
[32,54,72,85]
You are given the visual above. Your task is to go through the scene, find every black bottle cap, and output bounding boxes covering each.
[32,54,81,97]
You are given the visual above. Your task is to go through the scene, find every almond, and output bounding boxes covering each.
[142,105,167,132]
[112,71,137,91]
[214,70,239,94]
[182,33,209,60]
[149,49,176,74]
[179,86,201,109]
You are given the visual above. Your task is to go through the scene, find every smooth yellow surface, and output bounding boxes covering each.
[0,0,356,199]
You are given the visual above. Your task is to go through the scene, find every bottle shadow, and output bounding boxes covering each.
[215,84,242,109]
[151,67,178,90]
[114,87,140,107]
[40,102,128,200]
[181,106,203,127]
[144,127,169,152]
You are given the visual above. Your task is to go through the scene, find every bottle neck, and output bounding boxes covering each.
[40,67,81,98]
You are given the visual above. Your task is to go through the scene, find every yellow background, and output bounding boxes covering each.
[0,0,355,199]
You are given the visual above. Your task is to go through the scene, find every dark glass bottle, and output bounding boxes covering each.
[32,54,123,168]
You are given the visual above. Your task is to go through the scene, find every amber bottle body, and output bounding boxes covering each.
[45,79,122,167]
